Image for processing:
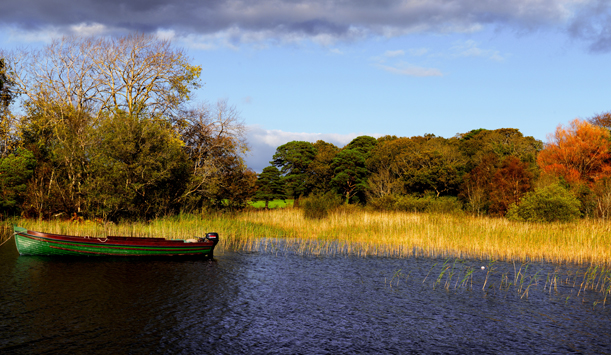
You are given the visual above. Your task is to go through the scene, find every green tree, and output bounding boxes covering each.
[305,140,339,194]
[345,135,377,154]
[86,111,190,220]
[0,58,16,158]
[366,137,413,198]
[459,128,542,171]
[398,136,466,197]
[331,148,368,203]
[271,141,317,201]
[206,156,257,211]
[0,148,36,215]
[254,166,286,208]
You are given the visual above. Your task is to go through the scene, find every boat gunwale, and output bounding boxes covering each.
[19,229,215,247]
[16,233,214,252]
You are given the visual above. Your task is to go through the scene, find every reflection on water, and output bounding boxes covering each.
[1,237,610,354]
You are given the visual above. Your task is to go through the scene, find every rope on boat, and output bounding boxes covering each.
[97,238,108,243]
[0,234,14,248]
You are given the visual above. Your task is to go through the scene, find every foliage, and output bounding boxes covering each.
[344,135,377,155]
[459,153,499,215]
[537,119,611,185]
[330,148,369,203]
[272,141,317,200]
[0,148,36,215]
[488,156,533,216]
[506,183,582,223]
[398,136,466,197]
[205,158,257,211]
[0,58,16,158]
[304,140,339,194]
[249,199,293,209]
[301,191,342,219]
[1,34,251,219]
[254,166,286,208]
[366,137,411,198]
[369,194,463,214]
[459,128,542,171]
[588,111,611,130]
[86,111,190,220]
[178,100,251,210]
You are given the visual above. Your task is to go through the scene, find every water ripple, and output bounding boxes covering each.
[1,239,610,354]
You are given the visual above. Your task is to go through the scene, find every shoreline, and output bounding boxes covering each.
[5,208,611,265]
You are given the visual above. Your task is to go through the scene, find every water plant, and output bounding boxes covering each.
[7,208,611,265]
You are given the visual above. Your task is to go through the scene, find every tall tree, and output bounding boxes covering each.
[305,140,339,194]
[345,135,377,155]
[459,153,499,215]
[3,34,201,121]
[0,58,16,158]
[0,148,36,216]
[254,166,286,208]
[459,128,542,171]
[178,100,250,209]
[488,156,533,215]
[366,137,413,198]
[588,111,611,130]
[537,119,611,185]
[331,149,368,203]
[85,111,190,220]
[397,136,466,197]
[271,141,317,201]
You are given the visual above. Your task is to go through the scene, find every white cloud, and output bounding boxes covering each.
[451,40,505,61]
[69,22,111,37]
[245,125,380,172]
[376,63,443,77]
[384,50,405,57]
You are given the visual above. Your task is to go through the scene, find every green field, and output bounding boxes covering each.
[249,199,294,208]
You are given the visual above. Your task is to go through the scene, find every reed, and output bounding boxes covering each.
[8,208,611,265]
[230,208,611,265]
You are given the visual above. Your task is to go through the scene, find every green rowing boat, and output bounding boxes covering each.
[13,226,219,257]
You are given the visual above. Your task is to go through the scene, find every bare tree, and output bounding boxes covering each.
[178,99,250,205]
[2,33,201,121]
[366,167,404,199]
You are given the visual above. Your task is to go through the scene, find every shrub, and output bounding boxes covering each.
[302,192,342,219]
[368,194,398,211]
[425,196,464,214]
[506,183,581,222]
[369,194,463,214]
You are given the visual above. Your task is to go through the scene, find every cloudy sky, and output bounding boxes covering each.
[1,0,611,171]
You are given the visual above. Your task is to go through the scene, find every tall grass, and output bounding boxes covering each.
[8,208,611,265]
[230,208,611,265]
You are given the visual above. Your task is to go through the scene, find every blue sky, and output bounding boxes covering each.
[1,0,610,171]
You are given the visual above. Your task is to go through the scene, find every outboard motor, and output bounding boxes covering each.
[198,232,219,258]
[203,232,219,246]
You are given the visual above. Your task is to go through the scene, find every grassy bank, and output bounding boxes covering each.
[7,208,611,265]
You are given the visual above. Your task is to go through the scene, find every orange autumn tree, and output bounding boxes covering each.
[537,118,611,185]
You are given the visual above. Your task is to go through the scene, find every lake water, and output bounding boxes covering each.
[1,237,610,354]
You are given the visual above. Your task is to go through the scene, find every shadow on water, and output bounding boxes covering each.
[1,234,610,354]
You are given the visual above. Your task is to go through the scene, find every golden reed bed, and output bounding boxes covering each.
[10,208,611,265]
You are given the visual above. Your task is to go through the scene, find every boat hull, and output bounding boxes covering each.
[13,226,218,257]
